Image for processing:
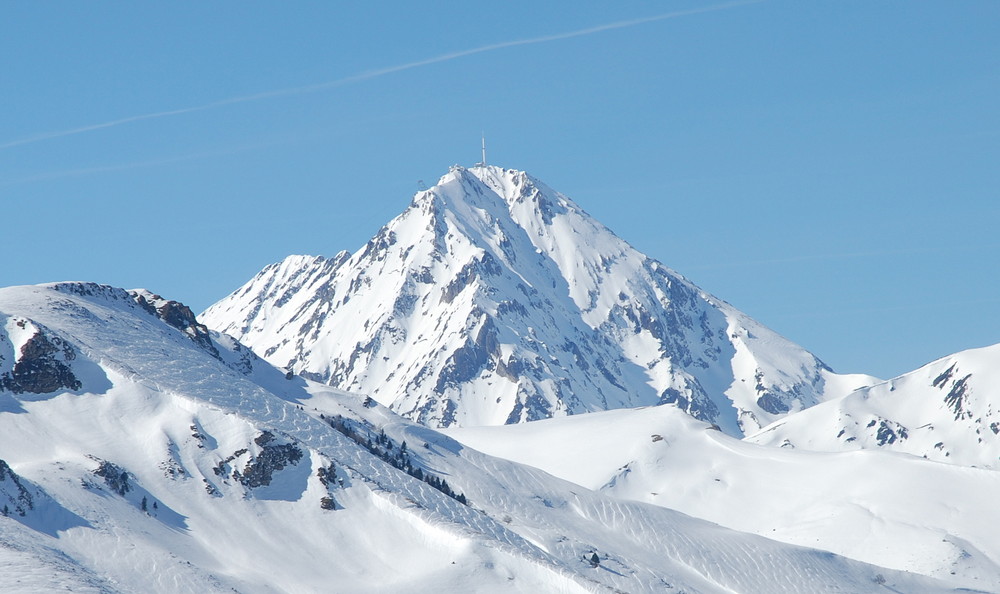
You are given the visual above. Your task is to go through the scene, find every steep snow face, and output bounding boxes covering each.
[203,165,873,434]
[747,343,1000,468]
[445,404,1000,590]
[0,282,947,594]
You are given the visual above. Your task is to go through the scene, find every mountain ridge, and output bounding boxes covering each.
[0,280,948,593]
[202,165,876,434]
[747,341,1000,468]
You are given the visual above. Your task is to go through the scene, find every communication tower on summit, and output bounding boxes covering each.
[476,133,487,168]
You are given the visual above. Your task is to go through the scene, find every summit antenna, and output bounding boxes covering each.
[481,133,487,168]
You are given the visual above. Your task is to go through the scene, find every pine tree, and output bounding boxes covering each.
[141,496,148,513]
[590,552,600,567]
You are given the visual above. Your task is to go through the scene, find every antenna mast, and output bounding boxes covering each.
[481,133,487,168]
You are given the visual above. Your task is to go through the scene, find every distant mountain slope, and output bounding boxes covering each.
[446,403,1000,590]
[746,342,1000,468]
[203,165,874,434]
[0,282,940,593]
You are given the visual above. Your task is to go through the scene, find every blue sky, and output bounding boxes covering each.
[2,1,998,379]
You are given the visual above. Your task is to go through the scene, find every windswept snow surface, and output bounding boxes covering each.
[446,404,1000,591]
[0,282,952,592]
[202,165,876,435]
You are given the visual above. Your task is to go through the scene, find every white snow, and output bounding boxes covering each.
[446,403,1000,589]
[748,342,1000,468]
[0,282,960,592]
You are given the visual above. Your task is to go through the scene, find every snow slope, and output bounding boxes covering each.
[202,165,875,435]
[446,403,1000,591]
[0,282,944,593]
[747,342,1000,468]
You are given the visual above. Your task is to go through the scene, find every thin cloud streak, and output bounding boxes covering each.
[0,0,762,152]
[0,140,282,187]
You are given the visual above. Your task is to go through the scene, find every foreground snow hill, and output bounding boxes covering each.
[447,404,1000,591]
[202,164,875,435]
[0,282,949,593]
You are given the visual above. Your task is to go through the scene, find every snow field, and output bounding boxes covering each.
[447,404,1000,589]
[0,282,965,592]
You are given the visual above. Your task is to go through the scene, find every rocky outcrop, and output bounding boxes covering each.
[236,431,304,489]
[93,460,132,497]
[0,459,34,516]
[1,322,81,395]
[131,290,220,358]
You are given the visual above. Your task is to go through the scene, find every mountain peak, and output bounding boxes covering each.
[203,165,865,433]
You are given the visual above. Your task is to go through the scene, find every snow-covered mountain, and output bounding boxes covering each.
[446,403,1000,590]
[746,343,1000,468]
[202,165,874,435]
[2,281,947,593]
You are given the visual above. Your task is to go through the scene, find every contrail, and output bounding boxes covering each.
[0,139,284,187]
[0,0,762,152]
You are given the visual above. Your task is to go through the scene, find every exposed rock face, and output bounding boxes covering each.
[237,431,304,489]
[130,290,220,358]
[93,460,131,497]
[0,459,34,516]
[0,320,81,395]
[209,430,306,492]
